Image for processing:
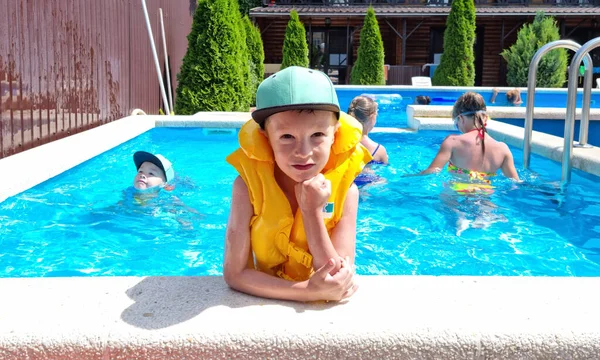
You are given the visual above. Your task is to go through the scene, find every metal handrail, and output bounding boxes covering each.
[523,40,593,169]
[562,36,600,185]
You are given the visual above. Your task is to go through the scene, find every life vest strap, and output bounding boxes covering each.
[287,243,313,269]
[276,270,296,281]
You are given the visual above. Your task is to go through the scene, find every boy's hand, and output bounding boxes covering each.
[307,257,358,302]
[295,174,331,215]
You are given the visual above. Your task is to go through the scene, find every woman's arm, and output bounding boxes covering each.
[420,136,454,174]
[500,144,520,181]
[223,176,355,302]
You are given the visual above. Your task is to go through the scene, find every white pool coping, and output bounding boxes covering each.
[1,112,600,359]
[2,276,600,359]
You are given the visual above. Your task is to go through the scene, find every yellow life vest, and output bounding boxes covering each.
[226,112,372,281]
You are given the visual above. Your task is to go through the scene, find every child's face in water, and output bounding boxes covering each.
[133,161,166,190]
[263,110,338,183]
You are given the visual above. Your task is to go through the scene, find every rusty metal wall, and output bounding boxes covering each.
[0,0,193,159]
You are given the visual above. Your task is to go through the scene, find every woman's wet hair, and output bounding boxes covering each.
[415,95,431,105]
[347,95,378,126]
[453,92,488,154]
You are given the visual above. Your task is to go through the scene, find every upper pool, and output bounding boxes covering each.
[1,127,599,278]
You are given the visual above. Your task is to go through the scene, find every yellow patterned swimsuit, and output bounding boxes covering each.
[448,162,495,195]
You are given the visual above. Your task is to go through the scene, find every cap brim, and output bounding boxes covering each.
[252,104,340,125]
[133,151,167,177]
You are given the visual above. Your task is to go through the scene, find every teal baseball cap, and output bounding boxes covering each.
[133,151,174,183]
[252,66,340,126]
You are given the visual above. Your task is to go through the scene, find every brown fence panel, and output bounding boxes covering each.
[387,65,424,85]
[0,0,193,159]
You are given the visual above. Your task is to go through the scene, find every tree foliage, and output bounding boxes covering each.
[501,12,567,88]
[243,16,265,105]
[238,0,262,16]
[431,0,476,86]
[281,10,309,69]
[350,7,385,85]
[175,0,251,114]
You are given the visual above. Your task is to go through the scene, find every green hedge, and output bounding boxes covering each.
[175,0,250,114]
[243,16,264,106]
[350,7,385,85]
[281,10,309,69]
[431,0,476,86]
[501,12,567,88]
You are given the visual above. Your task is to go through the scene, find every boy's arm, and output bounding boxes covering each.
[298,176,358,274]
[420,136,454,174]
[224,176,355,302]
[500,144,520,181]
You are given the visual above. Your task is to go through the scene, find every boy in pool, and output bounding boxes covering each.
[224,66,372,302]
[132,151,174,191]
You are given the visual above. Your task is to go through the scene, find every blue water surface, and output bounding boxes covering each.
[1,127,600,278]
[336,87,600,131]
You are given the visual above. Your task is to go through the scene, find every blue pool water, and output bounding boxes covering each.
[1,127,600,277]
[336,87,600,146]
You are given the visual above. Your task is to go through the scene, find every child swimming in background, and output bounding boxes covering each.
[224,66,371,302]
[347,95,389,164]
[415,95,431,105]
[133,151,175,191]
[420,91,520,189]
[490,88,522,106]
[129,151,201,227]
[347,95,388,187]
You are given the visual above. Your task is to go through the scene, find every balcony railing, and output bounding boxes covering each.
[263,0,597,6]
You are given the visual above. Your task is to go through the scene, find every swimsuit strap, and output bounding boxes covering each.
[371,143,381,157]
[466,127,485,140]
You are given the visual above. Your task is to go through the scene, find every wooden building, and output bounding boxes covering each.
[250,1,600,86]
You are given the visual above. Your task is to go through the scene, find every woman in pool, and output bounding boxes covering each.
[420,92,519,191]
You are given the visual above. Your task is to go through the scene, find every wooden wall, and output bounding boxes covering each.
[255,14,600,86]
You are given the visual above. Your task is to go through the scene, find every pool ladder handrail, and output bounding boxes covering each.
[561,36,600,185]
[523,40,593,171]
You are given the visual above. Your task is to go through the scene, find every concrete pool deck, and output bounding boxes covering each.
[2,276,600,359]
[1,112,600,358]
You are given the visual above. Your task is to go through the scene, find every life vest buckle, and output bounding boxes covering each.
[287,243,313,269]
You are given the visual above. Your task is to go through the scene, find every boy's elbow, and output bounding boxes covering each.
[223,265,239,288]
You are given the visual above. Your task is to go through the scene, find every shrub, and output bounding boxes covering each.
[501,12,567,88]
[243,16,265,105]
[350,6,385,85]
[238,0,262,16]
[281,10,309,69]
[431,0,476,86]
[175,0,250,114]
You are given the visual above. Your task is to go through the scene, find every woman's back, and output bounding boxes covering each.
[449,132,508,176]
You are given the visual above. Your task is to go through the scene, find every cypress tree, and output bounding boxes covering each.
[501,12,567,88]
[175,0,250,114]
[243,16,265,105]
[431,0,476,86]
[281,10,309,69]
[350,6,385,85]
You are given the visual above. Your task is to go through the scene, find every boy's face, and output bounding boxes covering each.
[263,110,338,183]
[134,161,166,190]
